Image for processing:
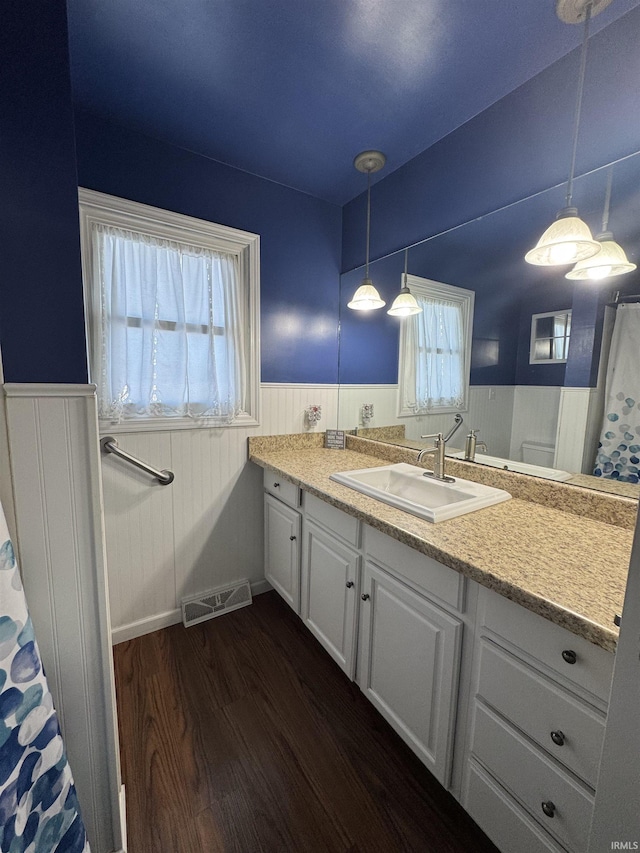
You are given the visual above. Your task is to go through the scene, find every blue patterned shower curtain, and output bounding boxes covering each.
[594,303,640,484]
[0,499,90,852]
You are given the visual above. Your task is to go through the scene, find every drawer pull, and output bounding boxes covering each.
[345,581,354,588]
[550,730,565,746]
[561,649,577,665]
[273,482,280,488]
[541,801,556,818]
[289,535,296,541]
[361,593,370,601]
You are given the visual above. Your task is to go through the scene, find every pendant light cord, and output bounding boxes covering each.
[566,1,592,208]
[365,170,371,278]
[403,248,408,286]
[601,165,613,232]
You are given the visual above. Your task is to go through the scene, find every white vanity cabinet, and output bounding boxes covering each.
[300,494,361,678]
[263,471,302,613]
[358,527,465,787]
[463,587,614,853]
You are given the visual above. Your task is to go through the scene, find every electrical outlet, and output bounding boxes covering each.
[488,387,496,400]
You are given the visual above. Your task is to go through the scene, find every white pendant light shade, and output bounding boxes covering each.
[566,232,637,280]
[348,278,386,310]
[387,287,422,316]
[525,207,601,266]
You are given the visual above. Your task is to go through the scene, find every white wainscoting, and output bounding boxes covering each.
[403,386,515,459]
[4,384,123,853]
[103,384,341,644]
[337,385,399,431]
[509,385,562,461]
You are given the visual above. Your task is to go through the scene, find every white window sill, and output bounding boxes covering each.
[98,413,260,435]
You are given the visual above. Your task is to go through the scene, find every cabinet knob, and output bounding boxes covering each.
[289,535,296,541]
[541,801,556,818]
[550,730,565,747]
[345,581,354,588]
[273,482,280,488]
[561,649,577,665]
[361,593,370,601]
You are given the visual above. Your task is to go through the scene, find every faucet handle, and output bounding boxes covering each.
[420,432,443,441]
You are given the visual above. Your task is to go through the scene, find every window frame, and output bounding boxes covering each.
[397,275,475,418]
[529,309,572,365]
[78,188,260,432]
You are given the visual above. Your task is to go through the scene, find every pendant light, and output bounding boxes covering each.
[525,1,603,267]
[566,166,637,280]
[348,151,386,310]
[387,249,423,317]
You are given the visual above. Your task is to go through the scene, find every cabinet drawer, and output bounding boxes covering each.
[465,761,564,853]
[304,492,360,547]
[480,588,613,703]
[478,639,605,788]
[263,469,300,508]
[365,525,463,612]
[472,703,594,853]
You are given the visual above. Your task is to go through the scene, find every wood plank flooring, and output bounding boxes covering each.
[113,591,498,853]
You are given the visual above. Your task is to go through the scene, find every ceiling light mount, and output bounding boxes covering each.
[354,150,386,174]
[556,0,613,24]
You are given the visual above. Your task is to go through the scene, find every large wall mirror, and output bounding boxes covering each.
[337,151,640,500]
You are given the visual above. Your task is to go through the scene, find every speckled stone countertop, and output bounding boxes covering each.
[249,434,635,652]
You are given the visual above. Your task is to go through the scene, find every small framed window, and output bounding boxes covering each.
[79,189,260,431]
[397,276,474,417]
[529,310,572,364]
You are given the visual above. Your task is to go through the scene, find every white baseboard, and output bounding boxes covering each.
[112,608,182,645]
[111,578,273,645]
[119,785,127,853]
[251,578,272,596]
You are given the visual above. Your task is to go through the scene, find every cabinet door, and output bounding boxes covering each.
[264,493,301,613]
[358,560,462,786]
[300,519,360,679]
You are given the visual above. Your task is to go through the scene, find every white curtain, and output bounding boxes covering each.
[593,303,640,484]
[93,224,247,422]
[401,295,465,412]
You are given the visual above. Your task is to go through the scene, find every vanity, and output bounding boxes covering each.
[250,432,635,853]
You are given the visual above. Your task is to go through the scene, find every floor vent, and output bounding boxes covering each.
[181,580,252,627]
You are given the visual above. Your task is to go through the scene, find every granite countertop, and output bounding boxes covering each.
[249,437,635,653]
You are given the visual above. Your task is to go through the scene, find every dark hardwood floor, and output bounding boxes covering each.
[113,591,499,853]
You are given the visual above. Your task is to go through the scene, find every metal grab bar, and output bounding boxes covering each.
[100,436,175,485]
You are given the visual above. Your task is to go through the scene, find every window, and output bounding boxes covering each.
[529,310,571,364]
[79,189,260,430]
[397,276,474,417]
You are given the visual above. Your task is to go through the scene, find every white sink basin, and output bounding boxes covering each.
[330,462,511,523]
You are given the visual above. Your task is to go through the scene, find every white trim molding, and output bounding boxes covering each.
[78,188,261,431]
[5,386,124,852]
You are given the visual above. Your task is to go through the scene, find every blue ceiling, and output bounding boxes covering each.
[66,0,640,205]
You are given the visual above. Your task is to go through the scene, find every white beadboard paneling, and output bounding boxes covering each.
[170,426,263,604]
[555,387,600,473]
[509,386,561,461]
[261,383,339,434]
[401,387,515,459]
[337,385,398,431]
[101,431,176,630]
[4,384,122,853]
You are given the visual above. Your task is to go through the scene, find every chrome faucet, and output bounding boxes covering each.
[464,429,488,462]
[416,414,463,482]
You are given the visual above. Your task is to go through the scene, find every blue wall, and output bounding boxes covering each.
[0,1,88,384]
[73,111,342,384]
[342,6,640,273]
